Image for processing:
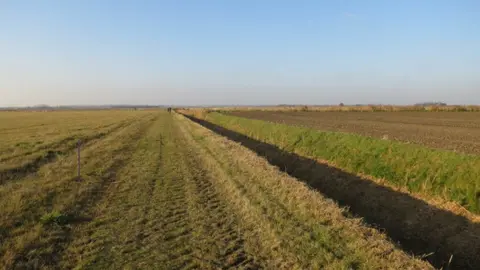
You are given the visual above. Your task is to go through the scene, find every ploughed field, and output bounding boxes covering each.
[228,111,480,155]
[0,110,431,269]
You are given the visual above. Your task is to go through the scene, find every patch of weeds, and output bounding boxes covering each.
[40,211,71,226]
[15,142,31,148]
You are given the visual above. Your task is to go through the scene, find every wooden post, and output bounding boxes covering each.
[77,140,81,178]
[476,191,480,212]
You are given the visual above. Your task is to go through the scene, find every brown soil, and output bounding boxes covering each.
[229,111,480,155]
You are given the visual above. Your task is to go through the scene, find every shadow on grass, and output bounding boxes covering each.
[184,114,480,270]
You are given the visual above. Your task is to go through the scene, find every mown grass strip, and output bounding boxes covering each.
[0,118,136,184]
[0,111,147,161]
[178,114,431,270]
[61,113,166,269]
[203,112,480,214]
[0,114,157,269]
[61,112,259,269]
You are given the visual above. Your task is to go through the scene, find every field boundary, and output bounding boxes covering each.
[182,113,480,270]
[200,112,480,214]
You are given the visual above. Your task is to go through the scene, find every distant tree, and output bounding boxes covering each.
[339,103,345,106]
[415,102,447,106]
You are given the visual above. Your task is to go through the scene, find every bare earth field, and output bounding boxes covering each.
[0,111,431,269]
[229,111,480,155]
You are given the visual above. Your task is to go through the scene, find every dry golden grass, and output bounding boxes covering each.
[182,109,480,269]
[0,112,157,268]
[0,110,145,173]
[1,110,432,269]
[177,113,431,269]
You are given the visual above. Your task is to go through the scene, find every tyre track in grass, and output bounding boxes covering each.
[2,111,432,269]
[152,128,196,269]
[150,116,258,269]
[177,113,432,269]
[0,117,148,268]
[178,116,309,269]
[0,121,120,163]
[57,114,196,269]
[57,113,258,269]
[68,113,260,269]
[155,165,196,269]
[57,115,165,269]
[2,116,157,269]
[180,117,351,269]
[0,117,140,185]
[181,141,259,269]
[187,170,257,269]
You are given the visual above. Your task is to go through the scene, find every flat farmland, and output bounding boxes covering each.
[185,110,480,269]
[0,110,432,269]
[229,111,480,155]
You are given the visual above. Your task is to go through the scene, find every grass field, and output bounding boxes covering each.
[0,111,145,177]
[0,110,434,269]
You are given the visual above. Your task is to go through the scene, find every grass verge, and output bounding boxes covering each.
[201,112,480,214]
[182,112,480,269]
[177,113,431,269]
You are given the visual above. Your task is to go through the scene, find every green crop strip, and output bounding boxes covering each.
[206,112,480,213]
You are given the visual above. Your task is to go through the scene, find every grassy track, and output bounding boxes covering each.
[202,112,480,214]
[0,113,157,268]
[175,114,429,269]
[60,113,260,269]
[1,111,432,269]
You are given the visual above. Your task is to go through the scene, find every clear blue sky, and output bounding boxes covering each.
[1,1,479,106]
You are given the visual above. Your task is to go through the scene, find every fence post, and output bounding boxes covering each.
[77,139,81,178]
